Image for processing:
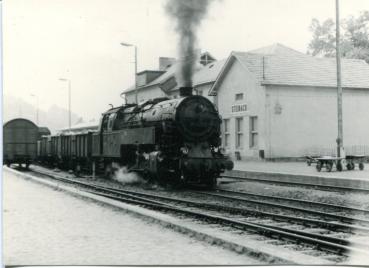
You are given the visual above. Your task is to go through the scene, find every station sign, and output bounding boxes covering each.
[231,104,247,113]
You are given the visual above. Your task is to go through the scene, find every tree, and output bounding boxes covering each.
[308,11,369,63]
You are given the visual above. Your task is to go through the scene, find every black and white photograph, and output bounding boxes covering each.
[2,0,369,265]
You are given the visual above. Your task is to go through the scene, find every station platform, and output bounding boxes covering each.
[3,168,259,265]
[224,160,369,190]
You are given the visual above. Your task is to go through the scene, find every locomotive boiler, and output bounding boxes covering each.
[93,86,233,187]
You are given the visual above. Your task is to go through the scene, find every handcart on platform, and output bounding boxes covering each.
[306,155,365,172]
[306,155,320,166]
[345,155,365,171]
[314,156,344,172]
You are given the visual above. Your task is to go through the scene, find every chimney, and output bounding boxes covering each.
[159,57,176,71]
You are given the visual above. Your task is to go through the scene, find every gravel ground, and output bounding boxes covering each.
[3,169,261,265]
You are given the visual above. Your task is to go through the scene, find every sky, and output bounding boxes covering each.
[3,0,369,123]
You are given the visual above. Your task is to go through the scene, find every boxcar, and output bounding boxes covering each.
[3,118,39,168]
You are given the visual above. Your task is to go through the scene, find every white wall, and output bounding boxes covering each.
[265,85,369,157]
[216,58,265,159]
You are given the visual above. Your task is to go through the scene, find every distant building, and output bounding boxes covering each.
[122,52,219,103]
[122,44,369,159]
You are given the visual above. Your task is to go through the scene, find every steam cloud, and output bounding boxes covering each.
[165,0,213,87]
[112,163,144,185]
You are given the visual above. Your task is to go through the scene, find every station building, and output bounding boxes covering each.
[122,44,369,160]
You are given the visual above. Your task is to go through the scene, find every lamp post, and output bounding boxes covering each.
[59,78,72,130]
[335,0,344,158]
[120,42,138,104]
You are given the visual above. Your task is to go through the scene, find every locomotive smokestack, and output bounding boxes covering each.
[179,86,193,97]
[165,0,213,93]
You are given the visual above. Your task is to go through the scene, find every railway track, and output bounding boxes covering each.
[215,189,369,216]
[99,186,369,247]
[18,166,369,263]
[196,190,369,228]
[221,175,369,193]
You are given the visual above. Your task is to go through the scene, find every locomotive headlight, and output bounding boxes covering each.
[180,146,189,155]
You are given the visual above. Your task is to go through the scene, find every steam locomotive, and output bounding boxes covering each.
[37,87,233,188]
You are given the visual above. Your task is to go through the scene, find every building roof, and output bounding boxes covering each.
[193,59,227,85]
[124,43,369,97]
[122,54,226,95]
[210,43,369,95]
[246,43,307,57]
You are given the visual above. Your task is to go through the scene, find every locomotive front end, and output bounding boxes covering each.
[175,93,220,142]
[174,89,233,187]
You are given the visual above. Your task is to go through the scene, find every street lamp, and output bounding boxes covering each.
[30,93,39,125]
[120,42,138,104]
[59,78,72,130]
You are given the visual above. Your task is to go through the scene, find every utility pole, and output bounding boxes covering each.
[135,45,138,104]
[335,0,344,158]
[68,79,71,130]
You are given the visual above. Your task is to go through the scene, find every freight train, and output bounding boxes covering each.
[36,87,234,188]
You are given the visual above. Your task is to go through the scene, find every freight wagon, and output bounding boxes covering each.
[3,118,39,168]
[37,129,94,174]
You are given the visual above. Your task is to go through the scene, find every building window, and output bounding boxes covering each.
[223,119,230,148]
[235,93,244,101]
[235,117,243,148]
[249,116,258,148]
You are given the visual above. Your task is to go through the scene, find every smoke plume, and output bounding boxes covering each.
[165,0,213,87]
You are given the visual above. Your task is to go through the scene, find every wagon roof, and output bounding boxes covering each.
[3,118,38,129]
[38,127,51,135]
